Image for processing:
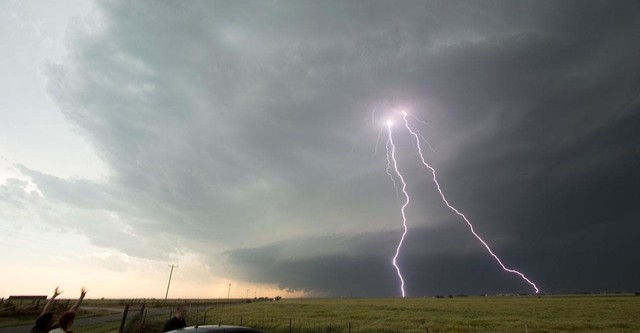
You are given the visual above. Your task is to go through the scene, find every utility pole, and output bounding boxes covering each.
[227,284,231,300]
[246,289,249,299]
[165,264,178,302]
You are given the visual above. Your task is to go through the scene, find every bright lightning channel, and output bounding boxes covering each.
[401,112,540,294]
[386,121,409,298]
[385,135,401,201]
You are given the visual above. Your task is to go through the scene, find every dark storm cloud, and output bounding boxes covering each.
[225,230,399,296]
[6,0,637,294]
[227,213,640,296]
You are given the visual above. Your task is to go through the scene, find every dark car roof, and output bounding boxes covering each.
[167,325,263,333]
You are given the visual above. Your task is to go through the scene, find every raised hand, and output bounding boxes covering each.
[53,286,62,298]
[43,286,62,314]
[70,287,88,312]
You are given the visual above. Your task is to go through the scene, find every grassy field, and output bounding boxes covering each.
[198,295,640,333]
[6,295,639,333]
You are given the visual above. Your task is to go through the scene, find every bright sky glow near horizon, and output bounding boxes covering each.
[1,0,639,299]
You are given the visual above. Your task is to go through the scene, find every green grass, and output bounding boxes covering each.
[200,295,640,333]
[9,296,639,333]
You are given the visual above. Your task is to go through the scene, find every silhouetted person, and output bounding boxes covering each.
[49,311,75,333]
[31,287,61,333]
[163,306,187,332]
[30,287,87,333]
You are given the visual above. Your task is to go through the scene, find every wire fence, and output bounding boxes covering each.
[120,300,262,333]
[146,309,432,333]
[191,316,430,333]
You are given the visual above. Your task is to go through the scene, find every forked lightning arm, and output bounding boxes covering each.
[401,112,539,294]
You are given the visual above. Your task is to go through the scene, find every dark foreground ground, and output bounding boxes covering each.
[2,295,639,333]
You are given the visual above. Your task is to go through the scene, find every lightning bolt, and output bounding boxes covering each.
[401,112,540,294]
[385,136,401,201]
[386,121,409,297]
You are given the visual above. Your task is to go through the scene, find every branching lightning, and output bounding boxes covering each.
[401,112,539,294]
[386,121,409,298]
[385,135,401,201]
[381,109,540,297]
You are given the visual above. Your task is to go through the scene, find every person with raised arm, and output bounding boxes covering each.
[68,287,88,313]
[49,287,87,333]
[30,287,62,333]
[30,287,88,333]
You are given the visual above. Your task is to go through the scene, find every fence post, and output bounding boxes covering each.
[118,304,130,333]
[142,309,148,326]
[349,321,351,333]
[240,315,243,326]
[289,318,292,333]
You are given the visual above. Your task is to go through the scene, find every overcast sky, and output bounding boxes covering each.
[1,0,639,299]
